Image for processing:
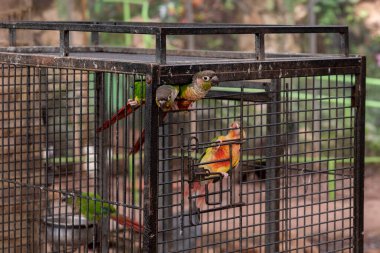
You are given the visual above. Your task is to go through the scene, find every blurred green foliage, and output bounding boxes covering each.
[313,0,380,78]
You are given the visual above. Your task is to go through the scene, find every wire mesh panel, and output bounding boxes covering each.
[279,75,356,252]
[156,84,264,252]
[156,70,363,253]
[0,65,147,252]
[0,64,47,253]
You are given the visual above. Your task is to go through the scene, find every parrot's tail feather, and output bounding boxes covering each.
[96,102,143,132]
[128,112,167,156]
[110,214,144,234]
[188,181,206,211]
[129,129,145,156]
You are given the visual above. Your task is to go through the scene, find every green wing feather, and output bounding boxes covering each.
[133,79,146,104]
[175,84,189,99]
[77,192,116,221]
[199,136,221,162]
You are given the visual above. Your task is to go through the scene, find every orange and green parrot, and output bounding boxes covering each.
[189,121,246,209]
[63,192,144,233]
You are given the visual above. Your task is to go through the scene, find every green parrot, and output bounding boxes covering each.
[63,192,144,233]
[188,121,246,209]
[96,78,147,132]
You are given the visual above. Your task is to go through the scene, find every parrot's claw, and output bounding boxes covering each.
[216,139,223,149]
[128,99,139,107]
[221,172,229,179]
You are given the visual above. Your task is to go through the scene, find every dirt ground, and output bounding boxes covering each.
[364,165,380,252]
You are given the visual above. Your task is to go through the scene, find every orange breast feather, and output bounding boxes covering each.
[205,143,240,173]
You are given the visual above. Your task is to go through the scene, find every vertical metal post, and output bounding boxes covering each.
[255,33,265,60]
[91,32,100,46]
[25,66,32,252]
[353,57,365,253]
[60,30,70,57]
[340,32,349,57]
[265,78,282,252]
[308,0,317,54]
[8,29,16,47]
[95,72,109,253]
[143,67,159,252]
[185,0,195,50]
[156,32,166,64]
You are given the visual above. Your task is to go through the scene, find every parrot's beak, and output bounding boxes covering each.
[211,75,219,86]
[159,100,167,107]
[62,195,67,202]
[231,121,240,128]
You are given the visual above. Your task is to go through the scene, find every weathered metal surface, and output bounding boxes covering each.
[0,22,349,63]
[354,56,366,253]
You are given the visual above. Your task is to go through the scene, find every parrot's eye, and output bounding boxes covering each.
[202,76,211,81]
[168,95,171,99]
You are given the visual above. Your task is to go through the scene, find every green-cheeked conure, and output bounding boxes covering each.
[155,70,219,111]
[175,70,219,110]
[128,84,180,155]
[155,85,180,112]
[63,192,144,233]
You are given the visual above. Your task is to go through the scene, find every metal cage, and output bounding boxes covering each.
[0,22,365,253]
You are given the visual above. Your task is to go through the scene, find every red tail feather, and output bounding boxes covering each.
[96,101,144,132]
[110,214,144,234]
[129,129,145,156]
[184,181,207,210]
[128,112,167,156]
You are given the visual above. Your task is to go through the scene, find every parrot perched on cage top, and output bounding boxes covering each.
[174,70,219,110]
[127,85,180,156]
[96,78,147,132]
[63,192,144,233]
[189,121,246,210]
[127,70,219,155]
[97,70,219,133]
